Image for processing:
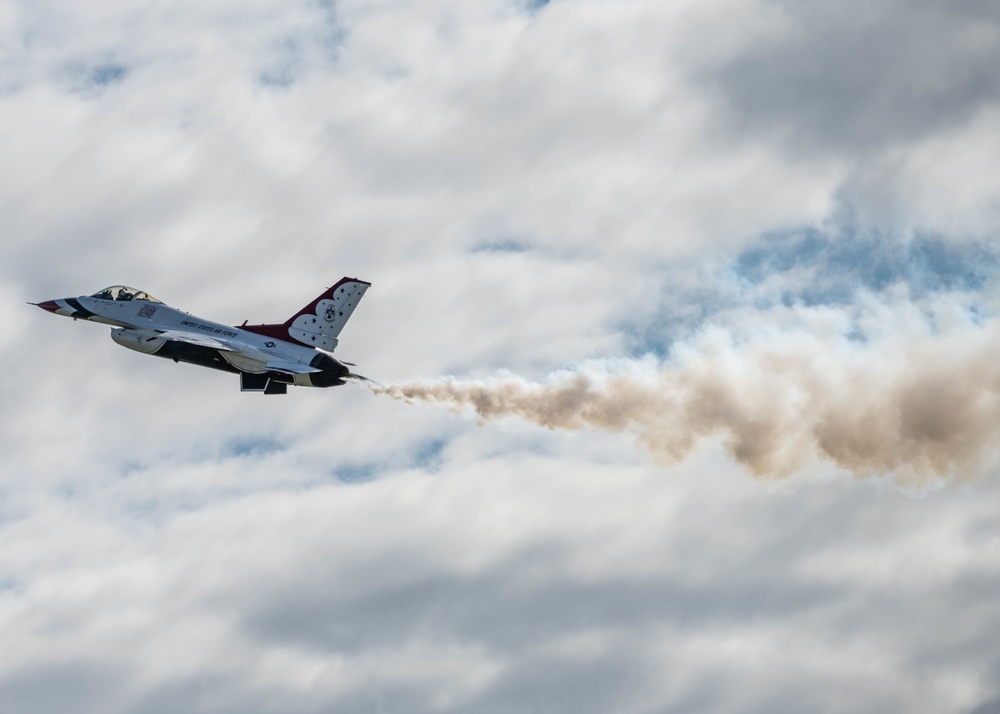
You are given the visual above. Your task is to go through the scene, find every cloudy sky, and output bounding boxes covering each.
[3,0,1000,711]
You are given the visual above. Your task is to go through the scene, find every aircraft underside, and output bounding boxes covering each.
[152,341,351,393]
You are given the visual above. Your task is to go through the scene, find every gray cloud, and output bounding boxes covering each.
[0,662,125,714]
[5,461,996,713]
[3,1,1000,712]
[236,551,836,662]
[697,0,1000,154]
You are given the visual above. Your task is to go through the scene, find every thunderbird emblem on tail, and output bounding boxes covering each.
[32,277,371,395]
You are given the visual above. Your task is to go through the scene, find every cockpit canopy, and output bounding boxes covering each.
[90,286,162,303]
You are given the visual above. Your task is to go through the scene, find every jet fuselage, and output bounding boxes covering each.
[34,279,370,393]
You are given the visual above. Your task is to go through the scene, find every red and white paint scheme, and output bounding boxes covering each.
[32,278,370,394]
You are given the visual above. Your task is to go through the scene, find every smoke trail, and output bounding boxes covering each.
[369,314,1000,480]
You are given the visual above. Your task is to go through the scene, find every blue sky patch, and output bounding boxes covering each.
[223,437,286,459]
[334,461,379,484]
[258,38,301,88]
[736,229,997,300]
[471,238,532,254]
[334,438,447,484]
[412,438,446,471]
[623,229,999,356]
[258,69,296,88]
[89,64,128,87]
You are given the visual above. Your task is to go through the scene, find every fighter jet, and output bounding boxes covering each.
[32,277,370,394]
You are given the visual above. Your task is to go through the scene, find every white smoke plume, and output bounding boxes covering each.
[370,304,1000,481]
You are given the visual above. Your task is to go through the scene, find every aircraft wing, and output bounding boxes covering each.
[158,331,320,375]
[157,330,235,351]
[265,360,322,375]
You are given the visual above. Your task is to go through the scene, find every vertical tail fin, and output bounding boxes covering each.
[286,277,370,350]
[242,277,370,351]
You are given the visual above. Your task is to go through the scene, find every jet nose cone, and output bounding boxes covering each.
[35,300,61,313]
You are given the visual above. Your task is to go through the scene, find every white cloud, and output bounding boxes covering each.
[2,0,1000,712]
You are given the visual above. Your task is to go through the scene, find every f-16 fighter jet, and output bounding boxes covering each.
[32,278,370,394]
